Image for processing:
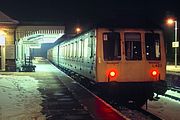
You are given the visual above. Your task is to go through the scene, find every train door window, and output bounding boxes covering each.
[125,33,142,60]
[103,32,121,61]
[145,33,161,60]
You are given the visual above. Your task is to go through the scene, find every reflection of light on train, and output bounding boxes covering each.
[47,27,167,106]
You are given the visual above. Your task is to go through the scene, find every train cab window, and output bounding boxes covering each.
[103,32,121,61]
[145,33,161,60]
[125,33,142,60]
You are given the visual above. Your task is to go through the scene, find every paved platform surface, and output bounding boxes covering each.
[166,65,180,88]
[166,65,180,73]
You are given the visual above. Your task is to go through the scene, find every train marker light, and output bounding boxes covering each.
[151,70,159,77]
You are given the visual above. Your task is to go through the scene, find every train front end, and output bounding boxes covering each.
[95,28,167,105]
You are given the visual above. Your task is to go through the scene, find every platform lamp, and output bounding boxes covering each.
[166,18,178,68]
[76,27,81,34]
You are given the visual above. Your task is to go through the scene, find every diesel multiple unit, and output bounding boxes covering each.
[47,27,167,106]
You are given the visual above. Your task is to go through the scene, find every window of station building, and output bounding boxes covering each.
[145,33,161,60]
[103,32,121,61]
[125,33,142,60]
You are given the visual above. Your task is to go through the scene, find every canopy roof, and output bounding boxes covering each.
[0,11,19,24]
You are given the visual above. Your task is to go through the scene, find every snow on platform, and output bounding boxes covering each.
[0,74,45,120]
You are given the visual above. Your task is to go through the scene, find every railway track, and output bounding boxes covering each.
[98,95,161,120]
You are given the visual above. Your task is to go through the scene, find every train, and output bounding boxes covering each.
[47,27,167,106]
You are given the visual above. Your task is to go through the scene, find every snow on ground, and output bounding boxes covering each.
[165,90,180,98]
[142,94,180,120]
[0,75,45,120]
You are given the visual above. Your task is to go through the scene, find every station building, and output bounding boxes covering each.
[0,11,65,71]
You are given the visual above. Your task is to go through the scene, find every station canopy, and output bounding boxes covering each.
[16,25,65,48]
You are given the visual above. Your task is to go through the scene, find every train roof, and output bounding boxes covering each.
[52,22,162,47]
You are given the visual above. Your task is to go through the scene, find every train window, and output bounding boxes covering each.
[125,33,142,60]
[84,38,88,57]
[145,33,161,60]
[103,32,121,61]
[67,44,70,57]
[81,39,84,57]
[64,45,67,58]
[90,35,93,58]
[68,44,70,58]
[78,40,82,57]
[74,42,77,57]
[63,46,65,57]
[70,43,72,57]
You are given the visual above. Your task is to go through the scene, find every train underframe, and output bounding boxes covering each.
[96,80,167,106]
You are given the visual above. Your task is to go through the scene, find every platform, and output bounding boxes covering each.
[0,58,128,120]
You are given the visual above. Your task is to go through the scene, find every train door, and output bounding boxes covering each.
[0,35,5,71]
[122,32,145,82]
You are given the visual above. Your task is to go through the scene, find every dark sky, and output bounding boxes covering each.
[0,0,179,32]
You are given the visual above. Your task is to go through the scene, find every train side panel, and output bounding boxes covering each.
[58,30,97,81]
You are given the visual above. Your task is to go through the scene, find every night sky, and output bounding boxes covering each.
[0,0,180,33]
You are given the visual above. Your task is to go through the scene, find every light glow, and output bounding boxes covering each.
[0,30,6,35]
[76,27,81,34]
[0,35,5,45]
[150,69,159,77]
[167,18,175,25]
[106,68,118,79]
[110,71,116,77]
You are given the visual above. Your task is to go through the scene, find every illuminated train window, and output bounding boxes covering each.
[103,32,121,61]
[145,33,161,60]
[125,33,142,60]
